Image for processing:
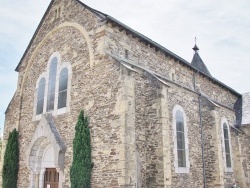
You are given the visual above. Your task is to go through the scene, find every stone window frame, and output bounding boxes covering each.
[173,105,190,173]
[33,52,72,121]
[221,118,233,172]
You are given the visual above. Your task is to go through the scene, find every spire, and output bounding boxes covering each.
[191,39,211,76]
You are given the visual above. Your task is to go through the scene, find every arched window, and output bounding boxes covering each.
[36,78,46,115]
[176,110,186,167]
[33,52,72,120]
[47,57,58,112]
[223,123,231,168]
[58,68,68,109]
[221,120,233,172]
[173,105,190,173]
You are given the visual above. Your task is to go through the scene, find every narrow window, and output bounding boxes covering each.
[223,123,231,168]
[55,9,58,20]
[36,78,46,115]
[125,49,129,59]
[58,68,68,109]
[172,73,175,81]
[47,57,58,112]
[176,110,186,167]
[58,7,61,18]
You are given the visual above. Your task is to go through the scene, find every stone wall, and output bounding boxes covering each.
[238,126,250,188]
[104,22,238,109]
[3,0,127,187]
[2,0,249,187]
[104,18,245,188]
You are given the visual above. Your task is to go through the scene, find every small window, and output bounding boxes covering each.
[47,57,58,112]
[172,73,175,81]
[36,78,46,115]
[55,9,58,20]
[58,7,61,18]
[125,49,129,59]
[58,68,68,109]
[223,123,232,168]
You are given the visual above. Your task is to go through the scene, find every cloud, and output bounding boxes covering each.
[0,0,250,131]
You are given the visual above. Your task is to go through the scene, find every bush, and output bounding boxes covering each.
[2,128,19,188]
[70,111,92,188]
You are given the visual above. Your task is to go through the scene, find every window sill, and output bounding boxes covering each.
[175,167,190,174]
[56,107,66,115]
[33,107,68,121]
[225,167,233,173]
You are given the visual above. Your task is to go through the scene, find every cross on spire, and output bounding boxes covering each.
[192,37,199,52]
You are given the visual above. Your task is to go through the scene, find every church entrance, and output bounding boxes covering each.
[44,168,59,188]
[26,114,66,188]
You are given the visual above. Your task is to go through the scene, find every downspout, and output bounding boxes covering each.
[194,71,206,188]
[198,94,206,188]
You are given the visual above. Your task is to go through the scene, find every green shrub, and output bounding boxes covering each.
[2,128,19,188]
[70,111,92,188]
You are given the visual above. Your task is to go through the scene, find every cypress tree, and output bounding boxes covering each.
[2,128,19,188]
[70,110,92,188]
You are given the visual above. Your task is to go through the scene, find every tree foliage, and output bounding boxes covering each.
[2,128,19,188]
[70,110,92,188]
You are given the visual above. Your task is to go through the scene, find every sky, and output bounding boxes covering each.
[0,0,250,133]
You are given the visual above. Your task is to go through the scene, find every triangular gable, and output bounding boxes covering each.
[15,0,106,72]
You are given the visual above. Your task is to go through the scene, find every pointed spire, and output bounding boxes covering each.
[191,39,211,76]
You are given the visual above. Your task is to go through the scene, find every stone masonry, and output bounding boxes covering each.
[1,0,250,188]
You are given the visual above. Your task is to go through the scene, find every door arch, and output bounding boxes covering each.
[26,114,66,188]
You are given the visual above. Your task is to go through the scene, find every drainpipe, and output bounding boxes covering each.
[194,71,206,188]
[199,93,206,188]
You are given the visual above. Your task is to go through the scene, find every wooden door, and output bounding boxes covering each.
[44,168,59,188]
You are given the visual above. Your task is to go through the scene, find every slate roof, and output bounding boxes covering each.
[242,93,250,125]
[191,45,212,76]
[14,0,241,97]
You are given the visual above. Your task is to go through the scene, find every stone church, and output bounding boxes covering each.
[1,0,250,187]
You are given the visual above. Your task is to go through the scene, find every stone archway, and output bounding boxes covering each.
[26,114,66,188]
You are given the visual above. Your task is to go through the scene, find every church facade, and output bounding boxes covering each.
[1,0,250,187]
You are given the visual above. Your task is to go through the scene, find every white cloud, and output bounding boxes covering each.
[1,0,250,130]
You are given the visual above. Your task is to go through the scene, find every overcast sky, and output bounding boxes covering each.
[1,0,250,133]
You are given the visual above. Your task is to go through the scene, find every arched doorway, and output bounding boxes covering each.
[26,114,66,188]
